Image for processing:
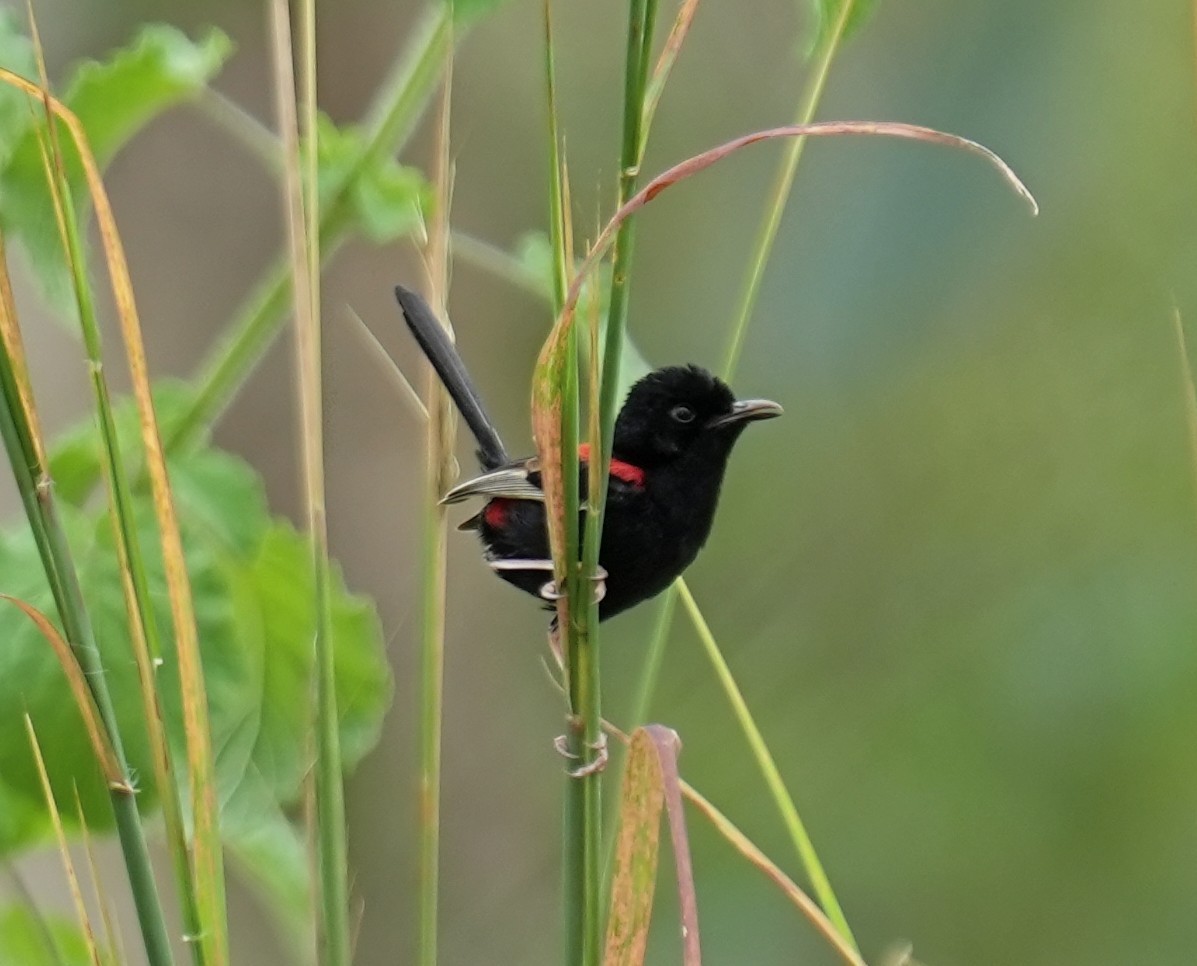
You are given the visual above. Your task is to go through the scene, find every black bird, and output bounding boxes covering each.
[395,285,781,620]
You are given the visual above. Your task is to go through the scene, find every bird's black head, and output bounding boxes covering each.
[612,365,782,468]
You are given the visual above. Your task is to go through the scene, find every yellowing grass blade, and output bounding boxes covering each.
[604,729,665,966]
[4,596,126,790]
[604,726,701,966]
[25,716,105,966]
[0,63,226,964]
[0,232,45,467]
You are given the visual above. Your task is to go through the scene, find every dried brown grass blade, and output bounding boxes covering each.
[604,729,665,965]
[3,597,126,790]
[602,720,865,966]
[0,232,45,467]
[679,779,866,966]
[647,725,701,965]
[539,119,1037,380]
[603,726,701,966]
[640,0,701,142]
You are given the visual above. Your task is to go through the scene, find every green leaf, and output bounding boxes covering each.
[448,0,514,27]
[0,9,37,169]
[0,25,232,306]
[0,904,105,966]
[0,387,392,928]
[315,113,429,243]
[805,0,878,56]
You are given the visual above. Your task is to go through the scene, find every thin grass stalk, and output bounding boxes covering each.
[559,3,658,963]
[676,580,855,945]
[167,2,453,455]
[0,90,177,966]
[626,4,864,945]
[721,0,857,376]
[39,63,232,964]
[29,58,208,960]
[537,7,591,959]
[268,1,351,961]
[25,717,104,966]
[75,786,125,966]
[631,1,862,729]
[0,318,176,966]
[417,37,456,966]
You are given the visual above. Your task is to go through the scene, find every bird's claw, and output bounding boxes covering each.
[538,565,609,605]
[554,732,609,778]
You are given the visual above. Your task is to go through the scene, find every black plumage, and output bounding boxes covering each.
[395,285,781,620]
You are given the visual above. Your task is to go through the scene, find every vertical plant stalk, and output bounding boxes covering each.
[417,40,456,966]
[168,1,454,454]
[269,2,350,962]
[628,3,865,947]
[26,27,210,953]
[721,0,858,376]
[2,53,196,965]
[632,0,861,731]
[0,248,175,966]
[561,3,659,964]
[539,7,586,964]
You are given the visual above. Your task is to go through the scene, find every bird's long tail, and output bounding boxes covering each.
[395,285,509,470]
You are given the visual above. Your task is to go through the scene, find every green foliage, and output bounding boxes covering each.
[0,23,232,305]
[0,385,391,920]
[0,905,106,966]
[515,231,651,397]
[805,0,878,55]
[448,0,513,27]
[0,10,35,168]
[315,113,429,242]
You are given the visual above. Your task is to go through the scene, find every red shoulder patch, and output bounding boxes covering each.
[483,498,511,529]
[577,443,645,488]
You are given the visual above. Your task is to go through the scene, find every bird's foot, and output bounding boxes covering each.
[537,565,609,605]
[553,732,608,778]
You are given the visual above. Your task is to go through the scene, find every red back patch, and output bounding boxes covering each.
[577,443,645,487]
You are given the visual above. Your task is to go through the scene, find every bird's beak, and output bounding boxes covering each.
[708,398,784,428]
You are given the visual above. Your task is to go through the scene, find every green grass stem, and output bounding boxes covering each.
[167,2,453,455]
[0,303,176,966]
[676,582,856,946]
[269,1,350,960]
[624,4,864,949]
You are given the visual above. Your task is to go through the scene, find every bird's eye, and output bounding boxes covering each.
[670,404,696,424]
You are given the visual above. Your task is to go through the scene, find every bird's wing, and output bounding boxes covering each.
[441,462,544,505]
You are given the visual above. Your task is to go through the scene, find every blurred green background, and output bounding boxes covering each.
[6,0,1197,963]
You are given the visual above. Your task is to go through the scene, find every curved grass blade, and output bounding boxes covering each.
[3,597,125,790]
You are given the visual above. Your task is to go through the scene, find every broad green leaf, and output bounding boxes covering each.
[805,0,878,56]
[223,766,313,954]
[315,113,429,243]
[0,904,104,966]
[0,9,36,168]
[0,25,232,305]
[0,388,391,928]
